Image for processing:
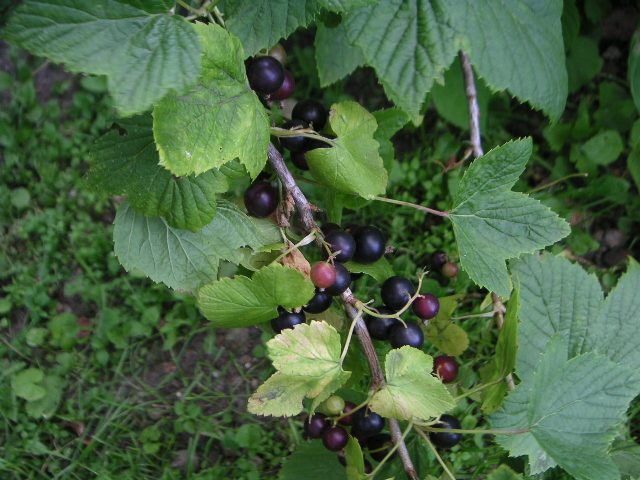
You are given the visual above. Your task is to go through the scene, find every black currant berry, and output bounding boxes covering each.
[247,56,284,94]
[434,355,459,383]
[325,229,356,262]
[291,150,308,170]
[280,119,308,153]
[380,276,415,310]
[272,69,295,100]
[442,262,459,278]
[430,414,462,448]
[389,322,424,349]
[366,433,394,462]
[351,409,384,439]
[244,181,278,218]
[292,99,328,130]
[326,263,351,296]
[338,401,357,426]
[365,307,398,340]
[270,311,305,333]
[322,426,349,451]
[304,413,329,439]
[322,223,341,235]
[303,289,333,314]
[310,262,337,289]
[412,294,440,320]
[431,251,448,269]
[353,226,386,264]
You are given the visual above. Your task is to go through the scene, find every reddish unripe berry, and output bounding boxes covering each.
[310,262,337,289]
[434,355,459,383]
[272,70,295,100]
[412,294,440,320]
[338,401,357,426]
[304,413,329,439]
[442,261,459,278]
[322,426,349,451]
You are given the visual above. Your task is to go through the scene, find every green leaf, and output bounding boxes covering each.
[198,264,315,328]
[431,57,490,131]
[222,0,319,57]
[248,321,351,416]
[612,445,640,480]
[318,0,376,11]
[580,130,624,166]
[424,322,469,357]
[11,368,45,402]
[344,436,365,480]
[344,257,394,283]
[280,440,348,480]
[629,29,640,114]
[444,0,568,120]
[26,375,64,419]
[306,101,387,198]
[511,254,603,382]
[5,0,200,116]
[583,259,640,373]
[487,465,523,480]
[88,116,229,231]
[628,147,640,191]
[344,0,458,117]
[567,36,603,93]
[153,23,270,178]
[49,313,80,350]
[491,336,639,480]
[315,21,365,87]
[114,200,278,291]
[449,138,570,297]
[372,108,411,169]
[369,346,455,421]
[495,290,519,377]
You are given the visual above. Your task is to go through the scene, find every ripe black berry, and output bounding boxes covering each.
[353,226,386,264]
[431,251,448,269]
[322,426,349,451]
[366,433,394,462]
[325,263,351,296]
[310,262,337,289]
[244,181,278,218]
[380,276,415,310]
[247,56,284,94]
[412,294,440,320]
[338,401,356,426]
[430,414,462,448]
[365,307,398,340]
[292,99,328,130]
[351,409,384,439]
[322,223,341,235]
[280,119,308,153]
[442,262,459,278]
[304,413,329,439]
[272,69,295,100]
[303,289,332,314]
[325,230,356,262]
[270,311,305,333]
[291,150,308,170]
[434,355,459,383]
[389,322,424,349]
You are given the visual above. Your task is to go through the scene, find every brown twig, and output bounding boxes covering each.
[460,51,515,392]
[267,144,419,480]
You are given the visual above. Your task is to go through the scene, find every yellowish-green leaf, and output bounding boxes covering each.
[424,322,469,357]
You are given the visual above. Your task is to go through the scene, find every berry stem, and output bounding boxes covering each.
[357,271,427,322]
[267,143,418,480]
[460,50,515,392]
[339,307,363,364]
[372,196,449,218]
[270,127,338,147]
[415,428,456,480]
[367,420,414,479]
[418,425,529,436]
[332,395,373,424]
[452,377,505,402]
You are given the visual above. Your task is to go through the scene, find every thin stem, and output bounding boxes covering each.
[271,231,316,264]
[332,395,372,424]
[528,173,588,194]
[340,308,363,364]
[451,311,494,321]
[357,271,427,323]
[176,0,199,14]
[416,428,456,480]
[367,421,414,478]
[267,144,418,478]
[270,127,338,147]
[453,377,505,402]
[420,425,529,436]
[373,196,449,218]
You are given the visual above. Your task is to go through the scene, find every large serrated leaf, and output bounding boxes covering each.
[5,0,200,116]
[88,116,229,231]
[113,201,278,291]
[198,264,315,328]
[248,321,350,416]
[343,0,457,117]
[369,347,454,421]
[306,101,387,198]
[221,0,319,57]
[443,0,568,121]
[280,440,348,480]
[153,23,269,178]
[511,254,603,382]
[315,21,365,87]
[450,138,570,297]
